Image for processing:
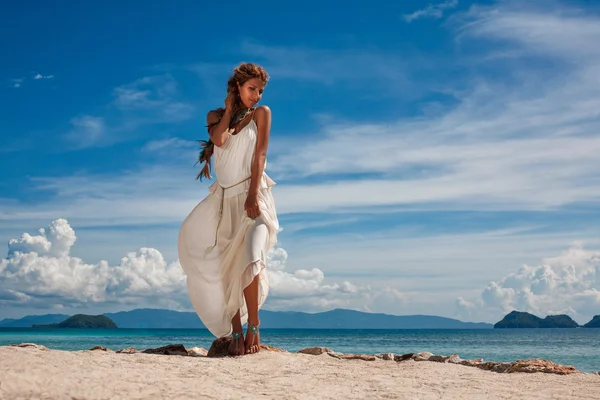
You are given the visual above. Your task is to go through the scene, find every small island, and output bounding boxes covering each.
[33,314,117,328]
[583,315,600,328]
[494,311,579,328]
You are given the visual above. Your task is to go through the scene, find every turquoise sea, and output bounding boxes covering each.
[2,328,599,372]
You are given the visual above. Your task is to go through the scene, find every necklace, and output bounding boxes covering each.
[231,107,253,125]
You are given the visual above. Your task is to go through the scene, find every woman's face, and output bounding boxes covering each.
[238,78,265,109]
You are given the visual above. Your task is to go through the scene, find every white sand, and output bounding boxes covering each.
[1,346,599,399]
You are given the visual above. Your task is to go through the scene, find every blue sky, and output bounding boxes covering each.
[1,0,600,324]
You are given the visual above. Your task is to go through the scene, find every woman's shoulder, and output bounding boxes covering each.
[253,105,271,120]
[206,107,225,123]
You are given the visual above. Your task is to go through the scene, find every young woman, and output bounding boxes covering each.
[178,63,279,356]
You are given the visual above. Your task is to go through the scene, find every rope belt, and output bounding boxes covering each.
[211,176,252,249]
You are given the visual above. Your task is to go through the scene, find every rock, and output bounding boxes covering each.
[188,347,208,357]
[478,362,511,373]
[207,336,286,357]
[428,355,448,362]
[460,358,484,367]
[503,359,578,375]
[8,343,48,351]
[297,347,333,355]
[381,353,395,361]
[447,354,462,364]
[395,353,414,362]
[327,351,344,359]
[142,344,188,356]
[89,345,110,351]
[340,354,378,361]
[116,347,137,354]
[412,352,433,361]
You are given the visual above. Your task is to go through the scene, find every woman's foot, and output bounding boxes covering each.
[245,321,260,354]
[228,331,245,356]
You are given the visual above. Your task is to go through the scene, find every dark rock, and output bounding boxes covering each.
[89,345,111,351]
[460,358,484,367]
[142,344,188,356]
[428,355,448,362]
[394,353,414,362]
[478,362,511,373]
[207,336,286,357]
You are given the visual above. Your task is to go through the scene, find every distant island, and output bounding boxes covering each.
[32,314,117,328]
[583,315,600,328]
[2,308,491,329]
[494,311,580,328]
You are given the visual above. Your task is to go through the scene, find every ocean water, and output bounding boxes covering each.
[1,328,599,372]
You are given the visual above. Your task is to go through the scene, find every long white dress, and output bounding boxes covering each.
[178,118,279,338]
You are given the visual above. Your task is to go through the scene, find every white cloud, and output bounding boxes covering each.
[266,247,371,310]
[141,137,193,153]
[262,1,600,214]
[57,74,194,150]
[456,244,600,325]
[33,74,54,80]
[192,42,424,99]
[112,74,194,122]
[0,219,376,314]
[403,0,458,22]
[0,219,187,309]
[63,115,106,149]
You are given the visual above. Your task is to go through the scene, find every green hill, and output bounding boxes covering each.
[32,314,117,328]
[583,315,600,328]
[494,311,579,328]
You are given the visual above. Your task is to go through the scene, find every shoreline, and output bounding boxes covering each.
[2,342,600,400]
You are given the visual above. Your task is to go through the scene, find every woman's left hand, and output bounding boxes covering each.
[244,193,261,219]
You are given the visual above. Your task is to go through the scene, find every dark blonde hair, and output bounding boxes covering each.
[196,63,269,180]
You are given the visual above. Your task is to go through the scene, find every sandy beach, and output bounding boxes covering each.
[1,345,600,400]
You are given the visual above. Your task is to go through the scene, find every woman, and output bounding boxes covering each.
[178,63,279,356]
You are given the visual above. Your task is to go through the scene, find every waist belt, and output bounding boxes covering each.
[210,176,252,250]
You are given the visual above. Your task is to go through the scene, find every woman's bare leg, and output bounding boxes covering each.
[228,309,245,356]
[243,274,261,354]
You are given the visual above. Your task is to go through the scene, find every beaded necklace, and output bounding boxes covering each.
[231,107,253,127]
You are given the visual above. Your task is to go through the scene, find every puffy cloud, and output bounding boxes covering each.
[265,247,372,310]
[456,244,600,324]
[1,219,377,314]
[0,219,187,309]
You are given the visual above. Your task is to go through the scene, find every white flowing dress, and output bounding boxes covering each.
[178,118,279,338]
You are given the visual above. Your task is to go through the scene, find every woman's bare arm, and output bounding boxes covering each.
[207,109,232,147]
[247,105,271,199]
